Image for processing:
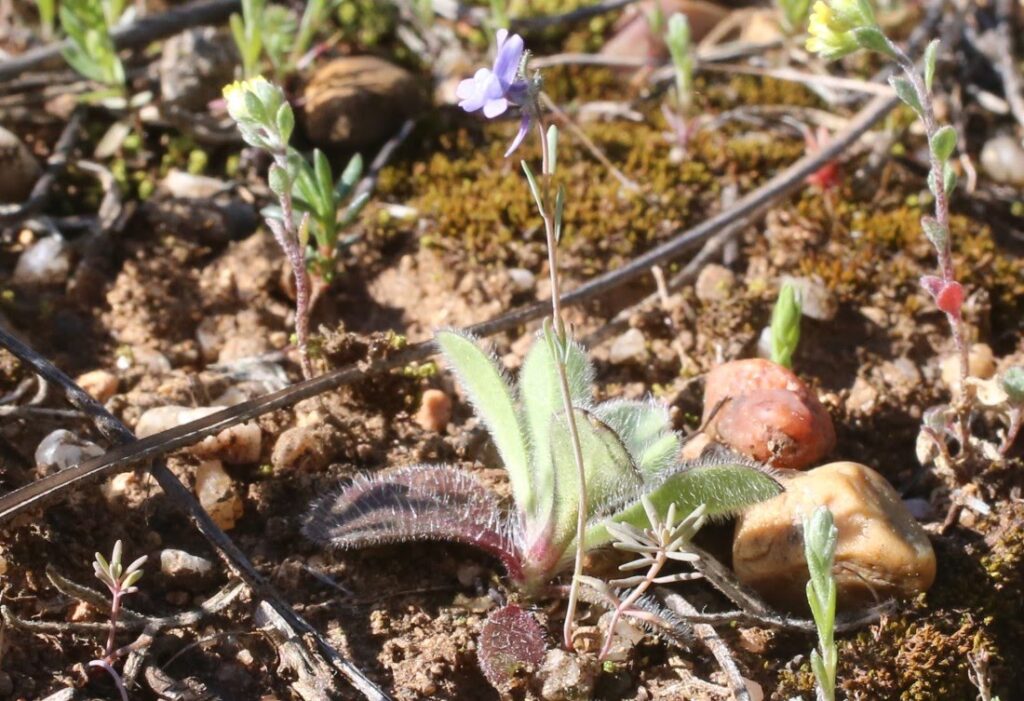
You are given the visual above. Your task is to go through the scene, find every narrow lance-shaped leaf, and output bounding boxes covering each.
[930,125,957,162]
[889,76,923,116]
[923,39,939,93]
[592,399,680,476]
[436,331,532,512]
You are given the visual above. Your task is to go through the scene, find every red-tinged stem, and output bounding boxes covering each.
[886,38,972,460]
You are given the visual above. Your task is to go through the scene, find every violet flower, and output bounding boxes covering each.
[457,29,532,157]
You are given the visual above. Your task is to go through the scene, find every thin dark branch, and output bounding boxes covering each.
[0,90,901,527]
[0,0,239,83]
[0,328,391,701]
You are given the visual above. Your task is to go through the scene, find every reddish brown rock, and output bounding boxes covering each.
[702,359,834,469]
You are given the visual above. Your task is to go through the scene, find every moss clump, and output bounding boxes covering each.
[372,99,804,275]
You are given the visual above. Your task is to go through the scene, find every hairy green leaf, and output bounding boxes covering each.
[548,408,641,560]
[592,399,679,475]
[930,125,957,162]
[436,331,531,510]
[888,76,922,115]
[923,39,939,93]
[519,328,594,523]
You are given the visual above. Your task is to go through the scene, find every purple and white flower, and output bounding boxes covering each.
[457,29,532,157]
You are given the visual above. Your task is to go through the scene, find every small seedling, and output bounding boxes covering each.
[223,77,368,378]
[590,496,706,660]
[89,540,147,701]
[770,282,802,369]
[59,0,128,103]
[803,506,838,701]
[231,0,331,81]
[34,0,55,39]
[806,0,974,470]
[665,13,693,114]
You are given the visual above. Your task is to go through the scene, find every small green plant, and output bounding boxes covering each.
[770,281,802,369]
[231,0,331,81]
[803,506,839,701]
[89,540,147,701]
[582,497,706,660]
[806,0,975,472]
[776,0,812,34]
[59,0,127,100]
[665,13,693,114]
[35,0,56,39]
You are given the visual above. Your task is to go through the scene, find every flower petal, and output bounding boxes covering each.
[483,97,509,119]
[493,32,524,89]
[456,76,479,101]
[504,112,531,158]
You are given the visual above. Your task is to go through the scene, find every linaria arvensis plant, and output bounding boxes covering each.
[805,0,974,473]
[304,29,783,659]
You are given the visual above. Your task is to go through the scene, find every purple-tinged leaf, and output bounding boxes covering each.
[303,464,523,579]
[478,604,547,691]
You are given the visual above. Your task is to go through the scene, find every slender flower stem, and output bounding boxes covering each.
[270,151,314,380]
[886,37,972,452]
[534,119,590,650]
[104,589,122,660]
[598,551,665,660]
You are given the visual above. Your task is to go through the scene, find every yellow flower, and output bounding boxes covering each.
[805,0,877,60]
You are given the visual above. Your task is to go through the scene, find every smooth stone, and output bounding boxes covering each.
[733,462,936,611]
[609,327,648,365]
[703,359,835,469]
[695,263,735,303]
[159,28,238,110]
[195,460,243,530]
[507,268,536,294]
[76,369,118,403]
[13,235,73,285]
[136,406,261,464]
[415,388,451,433]
[600,0,728,63]
[940,343,996,392]
[160,170,230,200]
[980,135,1024,186]
[302,56,424,149]
[780,275,837,321]
[539,649,594,701]
[35,429,104,470]
[0,126,41,203]
[159,548,216,590]
[271,425,332,472]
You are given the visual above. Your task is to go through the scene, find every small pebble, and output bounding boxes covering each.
[195,460,243,530]
[733,461,936,611]
[539,649,594,701]
[940,343,996,392]
[0,126,41,203]
[159,27,237,110]
[160,548,216,590]
[160,169,230,199]
[271,425,332,472]
[980,135,1024,186]
[609,328,648,365]
[597,612,644,663]
[76,369,118,403]
[13,235,73,285]
[507,267,536,294]
[35,429,104,470]
[694,263,735,302]
[117,346,172,373]
[416,389,452,433]
[136,406,262,464]
[780,275,837,321]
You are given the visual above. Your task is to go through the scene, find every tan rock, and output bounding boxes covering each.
[271,425,334,472]
[733,462,936,611]
[302,56,424,149]
[77,369,118,403]
[136,406,261,464]
[940,343,996,392]
[695,264,736,303]
[416,388,451,433]
[0,126,41,203]
[195,460,243,530]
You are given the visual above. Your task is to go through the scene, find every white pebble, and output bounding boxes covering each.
[13,235,72,285]
[35,429,104,470]
[195,460,242,530]
[609,328,648,365]
[507,268,536,294]
[980,135,1024,186]
[136,406,261,464]
[780,275,836,321]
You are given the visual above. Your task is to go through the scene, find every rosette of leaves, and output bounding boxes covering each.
[304,329,782,589]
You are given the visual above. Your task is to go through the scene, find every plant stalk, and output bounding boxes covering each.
[887,37,972,456]
[535,120,590,650]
